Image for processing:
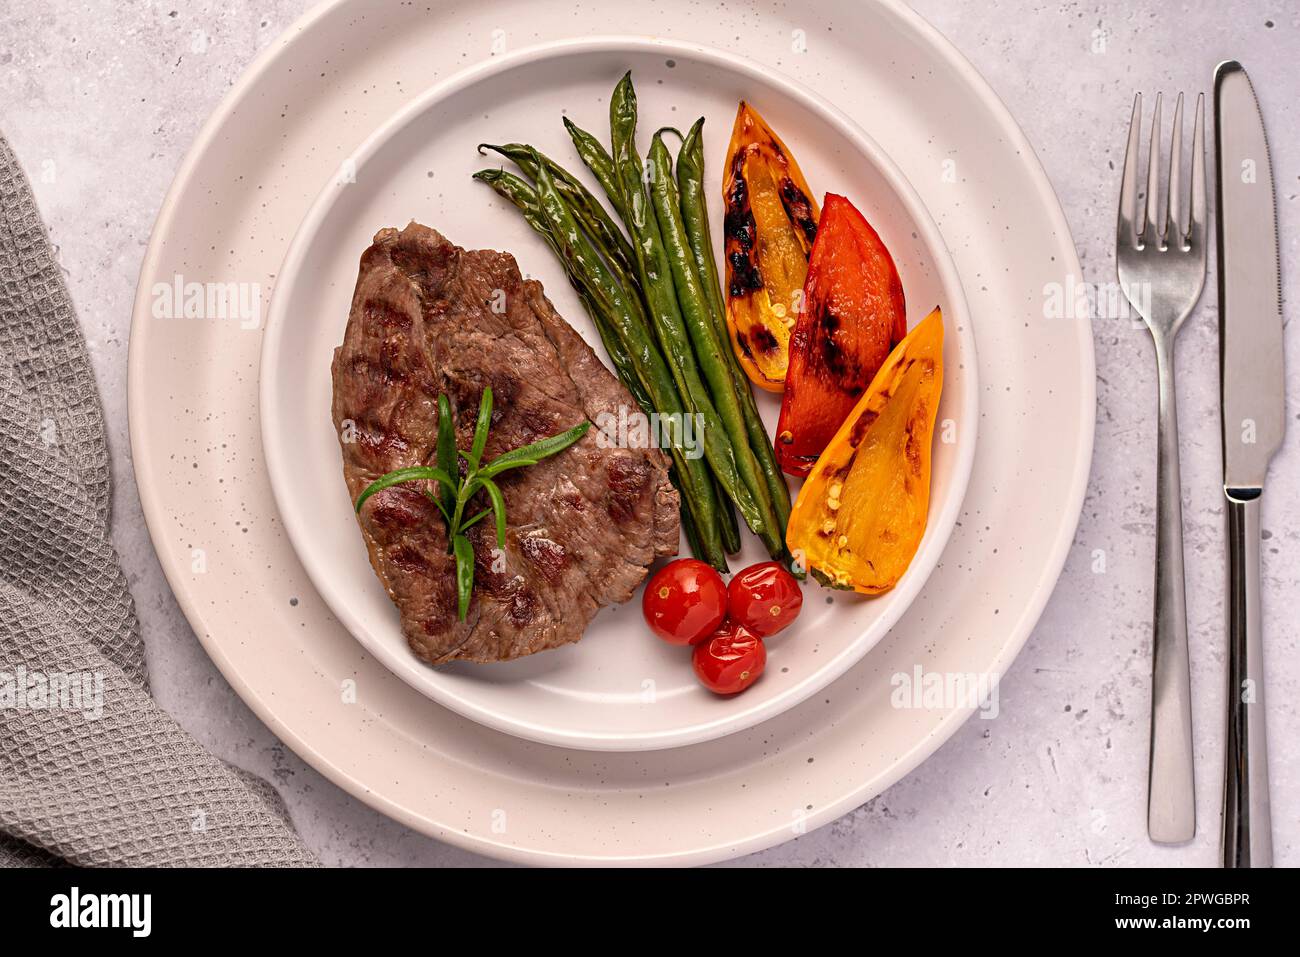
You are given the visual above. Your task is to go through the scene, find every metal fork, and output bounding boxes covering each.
[1116,91,1207,845]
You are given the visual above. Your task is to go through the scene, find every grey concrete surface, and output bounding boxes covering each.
[1,0,1295,866]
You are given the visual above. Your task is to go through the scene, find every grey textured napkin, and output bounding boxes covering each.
[0,132,316,867]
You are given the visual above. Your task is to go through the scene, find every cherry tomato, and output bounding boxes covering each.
[642,559,728,646]
[692,623,767,695]
[727,561,803,637]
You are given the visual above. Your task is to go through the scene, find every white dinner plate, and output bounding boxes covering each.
[260,37,977,751]
[128,0,1092,865]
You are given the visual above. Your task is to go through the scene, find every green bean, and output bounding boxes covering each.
[472,168,553,243]
[475,167,724,566]
[674,121,726,318]
[524,158,728,568]
[571,273,654,412]
[677,118,793,541]
[473,167,657,418]
[714,478,741,554]
[608,72,774,551]
[647,129,784,559]
[670,466,704,559]
[563,116,628,223]
[472,158,655,362]
[472,168,653,415]
[477,142,639,284]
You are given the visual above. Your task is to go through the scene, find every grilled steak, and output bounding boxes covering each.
[332,222,679,664]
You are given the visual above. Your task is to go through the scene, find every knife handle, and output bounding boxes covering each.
[1147,345,1196,844]
[1222,491,1273,867]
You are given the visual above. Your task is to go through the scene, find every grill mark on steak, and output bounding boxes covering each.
[519,533,568,584]
[332,222,679,665]
[606,456,653,523]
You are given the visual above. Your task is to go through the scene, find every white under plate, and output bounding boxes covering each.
[260,37,977,751]
[128,0,1092,865]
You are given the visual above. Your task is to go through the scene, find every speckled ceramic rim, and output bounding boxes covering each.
[127,0,1094,865]
[258,35,978,751]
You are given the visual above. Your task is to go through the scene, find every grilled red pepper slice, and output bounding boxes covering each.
[775,193,906,477]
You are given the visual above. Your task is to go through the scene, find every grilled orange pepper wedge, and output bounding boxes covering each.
[723,101,820,391]
[776,193,907,477]
[786,308,943,595]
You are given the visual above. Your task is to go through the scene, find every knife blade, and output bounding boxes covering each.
[1216,61,1284,491]
[1214,59,1282,869]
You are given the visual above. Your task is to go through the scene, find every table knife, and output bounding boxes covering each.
[1214,59,1283,869]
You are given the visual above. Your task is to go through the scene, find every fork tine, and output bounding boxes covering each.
[1189,92,1206,247]
[1143,92,1163,245]
[1117,92,1143,249]
[1166,93,1184,249]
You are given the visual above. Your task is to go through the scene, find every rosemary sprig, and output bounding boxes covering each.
[354,386,590,620]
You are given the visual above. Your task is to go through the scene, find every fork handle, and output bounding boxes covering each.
[1147,343,1196,844]
[1222,492,1272,867]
